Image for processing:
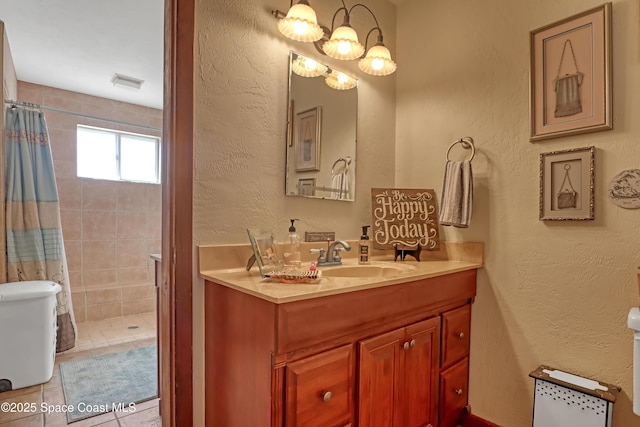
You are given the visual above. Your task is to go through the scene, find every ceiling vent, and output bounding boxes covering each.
[110,73,145,90]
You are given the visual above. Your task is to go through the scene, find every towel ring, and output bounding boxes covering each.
[446,137,475,162]
[331,157,351,174]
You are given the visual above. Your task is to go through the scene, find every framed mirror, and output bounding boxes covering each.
[285,51,358,201]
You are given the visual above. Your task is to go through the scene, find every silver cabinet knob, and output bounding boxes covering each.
[455,388,463,396]
[409,339,416,348]
[403,341,410,350]
[457,332,465,339]
[322,391,333,402]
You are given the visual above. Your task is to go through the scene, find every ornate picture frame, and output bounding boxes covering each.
[529,3,612,141]
[540,146,595,221]
[295,106,321,172]
[297,178,316,196]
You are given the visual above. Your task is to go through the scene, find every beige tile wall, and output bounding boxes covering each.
[18,82,162,322]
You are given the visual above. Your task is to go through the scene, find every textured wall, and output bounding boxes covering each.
[396,0,640,425]
[193,0,396,243]
[193,0,397,423]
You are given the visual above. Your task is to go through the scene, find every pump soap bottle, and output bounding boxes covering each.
[284,219,301,270]
[359,225,371,265]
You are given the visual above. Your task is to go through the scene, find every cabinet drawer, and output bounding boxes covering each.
[285,344,353,427]
[441,304,471,368]
[439,357,469,427]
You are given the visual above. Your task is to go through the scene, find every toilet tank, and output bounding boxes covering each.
[0,281,62,391]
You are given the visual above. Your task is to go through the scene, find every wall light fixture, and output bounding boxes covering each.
[291,53,357,90]
[276,0,324,42]
[325,69,358,90]
[273,0,397,76]
[291,55,328,77]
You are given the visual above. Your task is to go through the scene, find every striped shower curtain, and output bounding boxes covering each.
[4,106,76,352]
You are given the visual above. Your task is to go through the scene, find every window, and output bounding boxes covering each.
[77,126,161,184]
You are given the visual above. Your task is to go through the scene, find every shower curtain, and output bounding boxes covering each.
[4,106,76,352]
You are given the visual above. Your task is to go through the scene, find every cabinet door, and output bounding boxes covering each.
[402,317,440,427]
[285,344,354,427]
[441,304,471,369]
[439,357,469,427]
[358,327,405,427]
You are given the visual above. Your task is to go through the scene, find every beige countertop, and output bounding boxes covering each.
[198,241,483,304]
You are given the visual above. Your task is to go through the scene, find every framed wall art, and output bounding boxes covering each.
[295,106,321,172]
[608,169,640,209]
[298,178,316,196]
[540,146,595,221]
[529,3,612,142]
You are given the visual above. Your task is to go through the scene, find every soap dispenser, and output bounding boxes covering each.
[284,219,301,270]
[359,225,371,265]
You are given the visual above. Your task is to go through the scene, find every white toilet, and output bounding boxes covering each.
[0,280,61,392]
[628,307,640,416]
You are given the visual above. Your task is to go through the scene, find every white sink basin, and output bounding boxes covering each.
[321,264,415,278]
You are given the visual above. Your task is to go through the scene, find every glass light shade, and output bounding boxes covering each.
[322,26,364,60]
[291,55,328,77]
[358,44,397,76]
[325,70,357,90]
[277,3,324,42]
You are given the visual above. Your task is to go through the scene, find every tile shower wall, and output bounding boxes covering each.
[17,81,163,322]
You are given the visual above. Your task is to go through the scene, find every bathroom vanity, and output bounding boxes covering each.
[199,242,482,427]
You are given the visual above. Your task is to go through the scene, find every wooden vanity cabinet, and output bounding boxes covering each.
[358,317,440,427]
[285,344,354,427]
[204,269,477,427]
[440,357,469,427]
[439,304,472,427]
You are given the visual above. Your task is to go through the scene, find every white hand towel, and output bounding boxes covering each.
[439,160,473,227]
[331,172,349,199]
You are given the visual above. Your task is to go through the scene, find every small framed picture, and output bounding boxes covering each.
[298,178,316,197]
[246,229,284,277]
[295,106,321,172]
[529,3,612,141]
[540,146,595,221]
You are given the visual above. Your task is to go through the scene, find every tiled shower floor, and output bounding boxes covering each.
[0,312,159,427]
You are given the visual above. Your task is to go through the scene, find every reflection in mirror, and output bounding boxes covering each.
[286,51,358,201]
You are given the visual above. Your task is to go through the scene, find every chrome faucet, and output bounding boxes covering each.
[313,240,351,266]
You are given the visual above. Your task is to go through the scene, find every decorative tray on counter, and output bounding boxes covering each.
[263,270,322,284]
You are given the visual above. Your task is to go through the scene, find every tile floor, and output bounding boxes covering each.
[0,312,159,427]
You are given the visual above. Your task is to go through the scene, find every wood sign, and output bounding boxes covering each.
[371,188,440,251]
